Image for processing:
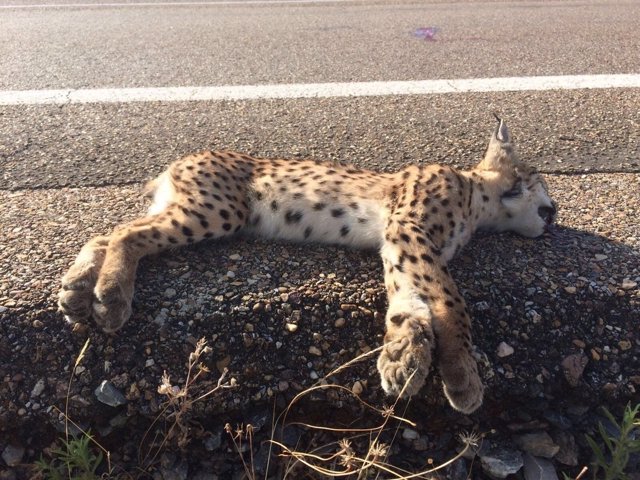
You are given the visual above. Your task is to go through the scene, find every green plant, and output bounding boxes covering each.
[33,339,114,480]
[33,433,103,480]
[585,402,640,480]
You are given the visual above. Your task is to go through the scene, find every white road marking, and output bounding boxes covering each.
[1,0,354,8]
[1,74,639,106]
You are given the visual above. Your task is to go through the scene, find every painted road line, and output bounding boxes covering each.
[0,0,356,8]
[1,74,639,106]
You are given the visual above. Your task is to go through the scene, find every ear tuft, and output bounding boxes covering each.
[493,114,510,143]
[476,114,518,171]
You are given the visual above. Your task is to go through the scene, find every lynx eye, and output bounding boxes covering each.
[502,180,523,198]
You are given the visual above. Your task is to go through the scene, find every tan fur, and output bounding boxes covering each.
[59,118,555,414]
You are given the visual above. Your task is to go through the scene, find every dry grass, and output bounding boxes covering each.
[138,337,235,470]
[260,342,482,479]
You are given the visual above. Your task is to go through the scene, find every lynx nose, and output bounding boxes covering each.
[538,205,556,224]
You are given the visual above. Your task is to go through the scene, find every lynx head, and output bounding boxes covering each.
[474,115,556,238]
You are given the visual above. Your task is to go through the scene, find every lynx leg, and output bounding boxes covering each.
[377,221,435,398]
[376,219,483,413]
[59,235,110,324]
[92,203,247,332]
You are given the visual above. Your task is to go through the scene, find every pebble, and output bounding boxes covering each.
[618,340,632,351]
[479,444,523,479]
[552,431,578,466]
[496,342,515,357]
[285,323,298,333]
[514,432,560,458]
[402,428,420,440]
[522,453,559,480]
[351,381,364,395]
[2,444,25,467]
[621,278,637,290]
[163,288,177,299]
[334,318,345,328]
[572,339,586,349]
[94,380,127,407]
[30,378,45,397]
[560,353,588,387]
[564,286,577,294]
[594,254,608,261]
[308,346,322,356]
[229,254,242,261]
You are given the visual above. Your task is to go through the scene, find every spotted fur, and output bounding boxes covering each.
[59,118,556,414]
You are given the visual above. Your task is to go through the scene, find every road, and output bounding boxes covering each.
[0,0,639,475]
[1,0,639,191]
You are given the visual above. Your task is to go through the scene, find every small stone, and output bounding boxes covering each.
[572,339,586,349]
[552,431,578,466]
[340,303,357,311]
[145,358,155,367]
[497,342,515,357]
[479,444,523,479]
[618,340,632,351]
[32,319,44,329]
[252,302,264,312]
[278,380,289,392]
[334,318,346,328]
[402,428,419,440]
[621,279,637,290]
[514,432,560,458]
[594,254,608,261]
[523,453,559,480]
[2,444,25,467]
[564,286,576,294]
[591,349,601,361]
[308,346,322,356]
[229,254,242,261]
[244,323,254,333]
[285,323,298,333]
[163,288,177,299]
[94,380,127,407]
[352,381,364,395]
[561,353,588,387]
[31,378,45,397]
[226,270,235,278]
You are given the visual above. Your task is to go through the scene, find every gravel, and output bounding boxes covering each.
[0,173,638,477]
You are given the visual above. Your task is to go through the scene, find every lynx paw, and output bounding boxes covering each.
[58,277,95,324]
[440,360,484,414]
[58,237,108,324]
[92,277,133,333]
[377,313,434,398]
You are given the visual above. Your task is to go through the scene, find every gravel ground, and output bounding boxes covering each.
[0,173,638,479]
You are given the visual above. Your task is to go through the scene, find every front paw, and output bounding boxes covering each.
[440,361,484,414]
[92,278,132,333]
[59,278,94,324]
[377,315,434,398]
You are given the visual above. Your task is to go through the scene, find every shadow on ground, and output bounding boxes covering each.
[0,221,638,478]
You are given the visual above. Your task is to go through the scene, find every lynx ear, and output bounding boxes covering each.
[476,115,518,171]
[493,113,510,143]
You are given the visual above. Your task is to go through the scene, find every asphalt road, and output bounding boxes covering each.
[2,0,640,89]
[1,0,639,192]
